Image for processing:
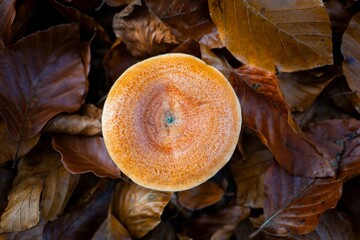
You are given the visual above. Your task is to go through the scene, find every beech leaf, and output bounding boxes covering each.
[208,0,333,72]
[177,180,224,211]
[0,23,87,141]
[146,0,217,43]
[251,161,342,237]
[52,135,121,179]
[0,146,63,232]
[113,182,172,238]
[201,46,336,178]
[113,6,179,57]
[41,166,79,221]
[342,12,360,99]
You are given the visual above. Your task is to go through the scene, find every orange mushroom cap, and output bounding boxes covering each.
[102,53,241,191]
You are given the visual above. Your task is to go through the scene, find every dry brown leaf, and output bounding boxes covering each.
[48,104,103,136]
[201,46,336,178]
[278,65,342,112]
[209,0,333,72]
[52,135,120,178]
[251,161,342,237]
[113,182,172,238]
[41,165,79,221]
[0,146,63,232]
[113,6,178,57]
[181,205,250,240]
[0,23,87,142]
[0,119,39,164]
[1,219,45,240]
[106,0,140,8]
[146,0,217,44]
[177,180,224,211]
[92,214,132,240]
[342,12,360,99]
[232,133,272,208]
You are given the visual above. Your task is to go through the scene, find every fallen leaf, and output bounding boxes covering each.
[52,135,121,178]
[177,180,224,211]
[251,160,342,237]
[208,0,333,72]
[92,214,132,240]
[295,210,356,240]
[342,12,360,99]
[0,145,63,232]
[201,46,336,178]
[325,0,357,34]
[232,132,272,208]
[41,165,79,221]
[113,5,178,57]
[181,205,250,240]
[141,222,176,240]
[46,114,101,136]
[0,23,87,141]
[106,0,140,8]
[278,65,342,112]
[43,180,112,240]
[0,0,16,47]
[113,182,172,238]
[50,0,111,45]
[0,119,39,164]
[146,0,216,43]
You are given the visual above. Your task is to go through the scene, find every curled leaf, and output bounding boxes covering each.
[52,135,121,179]
[113,6,178,57]
[113,182,172,238]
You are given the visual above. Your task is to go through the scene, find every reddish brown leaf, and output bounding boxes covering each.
[113,6,179,57]
[251,161,342,237]
[306,119,360,180]
[46,104,102,136]
[0,23,87,141]
[146,0,216,43]
[232,133,272,208]
[209,0,333,72]
[342,12,360,99]
[113,182,172,238]
[0,119,39,164]
[201,47,336,178]
[0,0,16,47]
[177,180,224,211]
[296,210,356,240]
[181,205,250,240]
[52,135,121,179]
[43,180,112,240]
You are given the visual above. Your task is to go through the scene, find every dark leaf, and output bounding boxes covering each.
[251,161,342,237]
[52,135,121,179]
[0,0,16,47]
[0,23,87,141]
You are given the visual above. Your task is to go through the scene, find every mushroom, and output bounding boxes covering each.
[102,53,242,191]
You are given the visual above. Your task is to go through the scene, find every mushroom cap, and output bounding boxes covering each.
[102,53,242,191]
